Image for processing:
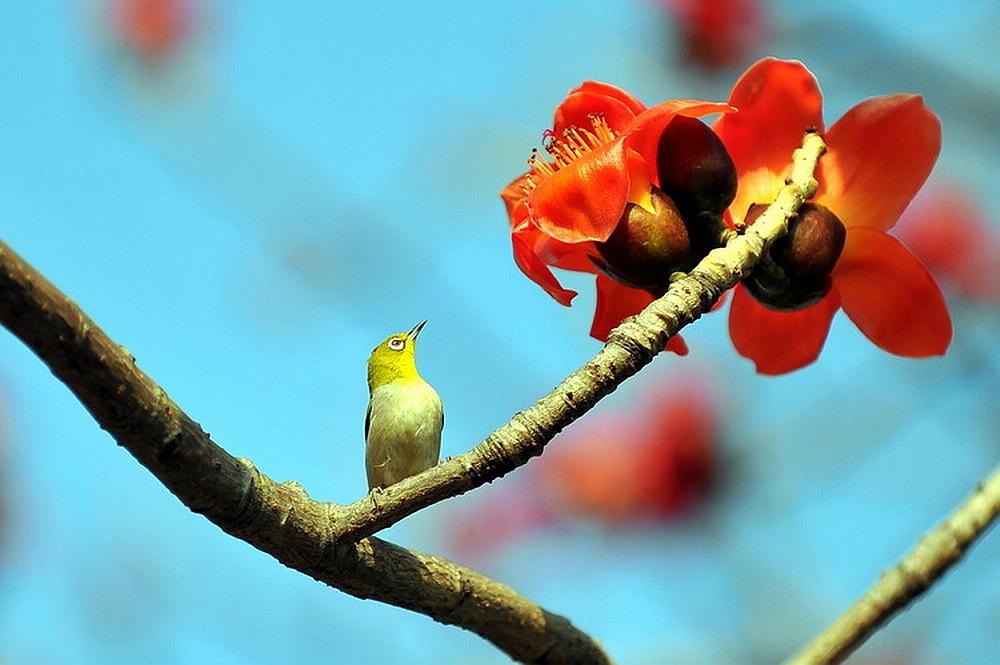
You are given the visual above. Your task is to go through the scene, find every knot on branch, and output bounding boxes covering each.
[229,456,262,530]
[606,318,663,362]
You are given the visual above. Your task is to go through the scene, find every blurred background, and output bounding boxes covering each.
[0,1,998,663]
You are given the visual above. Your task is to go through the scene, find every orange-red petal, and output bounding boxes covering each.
[512,230,577,306]
[574,81,648,115]
[554,81,647,135]
[728,284,840,375]
[625,100,735,186]
[591,275,688,354]
[816,95,941,231]
[537,234,600,275]
[528,139,632,243]
[500,173,531,226]
[714,58,824,181]
[666,333,689,355]
[832,227,951,357]
[591,274,654,341]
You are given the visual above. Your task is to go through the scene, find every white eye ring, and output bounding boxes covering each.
[388,337,405,351]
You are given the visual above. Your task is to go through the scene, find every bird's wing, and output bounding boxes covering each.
[364,401,372,440]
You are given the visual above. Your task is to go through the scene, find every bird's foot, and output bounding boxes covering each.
[368,485,384,510]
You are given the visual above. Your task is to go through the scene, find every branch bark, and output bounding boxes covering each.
[332,132,828,544]
[0,133,824,663]
[787,465,1000,665]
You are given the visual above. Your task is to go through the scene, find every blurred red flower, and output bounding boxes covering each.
[111,0,191,61]
[895,183,1000,303]
[540,375,716,522]
[446,373,718,560]
[714,58,951,374]
[446,478,558,561]
[661,0,767,70]
[502,82,733,353]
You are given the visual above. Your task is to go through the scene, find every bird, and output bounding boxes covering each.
[365,320,444,490]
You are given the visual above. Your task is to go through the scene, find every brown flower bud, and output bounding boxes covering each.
[744,203,847,311]
[594,187,695,291]
[656,116,738,219]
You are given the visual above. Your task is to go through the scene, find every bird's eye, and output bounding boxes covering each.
[387,337,405,351]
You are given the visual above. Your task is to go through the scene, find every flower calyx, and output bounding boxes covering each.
[593,187,693,291]
[743,202,847,311]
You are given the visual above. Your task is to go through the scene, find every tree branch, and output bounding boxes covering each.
[0,132,824,663]
[0,240,609,665]
[787,465,1000,665]
[332,131,828,544]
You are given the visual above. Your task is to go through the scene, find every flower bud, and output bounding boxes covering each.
[594,187,694,291]
[656,116,738,219]
[744,203,847,311]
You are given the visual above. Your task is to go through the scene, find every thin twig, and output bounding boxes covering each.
[787,465,1000,665]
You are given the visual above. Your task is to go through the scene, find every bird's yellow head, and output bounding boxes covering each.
[367,320,427,392]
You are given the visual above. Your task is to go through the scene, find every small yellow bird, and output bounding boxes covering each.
[365,320,444,490]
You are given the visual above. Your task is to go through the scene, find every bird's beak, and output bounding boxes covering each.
[407,320,428,340]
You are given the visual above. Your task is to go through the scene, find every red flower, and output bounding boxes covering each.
[538,372,717,523]
[502,82,733,354]
[111,0,192,61]
[661,0,767,70]
[445,477,557,562]
[713,58,951,374]
[895,182,1000,303]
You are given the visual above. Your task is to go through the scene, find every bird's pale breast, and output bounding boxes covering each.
[365,379,443,489]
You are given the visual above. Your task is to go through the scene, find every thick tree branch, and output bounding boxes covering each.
[332,131,828,543]
[0,241,609,665]
[0,133,823,663]
[787,465,1000,665]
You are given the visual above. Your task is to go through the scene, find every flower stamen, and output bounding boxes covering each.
[521,114,618,194]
